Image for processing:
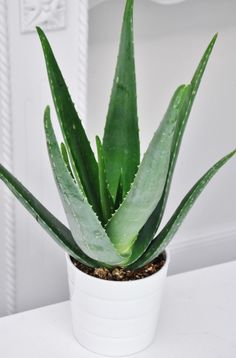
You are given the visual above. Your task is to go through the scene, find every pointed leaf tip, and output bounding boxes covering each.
[210,33,218,46]
[36,26,44,37]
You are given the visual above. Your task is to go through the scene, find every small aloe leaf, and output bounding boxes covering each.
[106,85,188,256]
[44,106,124,266]
[0,164,100,268]
[96,136,114,224]
[128,34,218,265]
[114,173,123,211]
[61,142,74,180]
[128,149,236,269]
[103,0,140,200]
[36,27,102,221]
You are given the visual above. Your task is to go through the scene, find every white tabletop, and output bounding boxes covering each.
[0,261,236,358]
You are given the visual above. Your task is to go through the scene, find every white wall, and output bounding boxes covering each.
[87,0,236,274]
[0,0,84,316]
[0,0,236,318]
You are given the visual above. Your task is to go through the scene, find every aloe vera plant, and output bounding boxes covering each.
[0,0,235,270]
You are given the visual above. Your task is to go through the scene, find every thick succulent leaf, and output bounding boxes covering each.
[106,85,188,256]
[103,0,140,200]
[128,149,236,269]
[44,106,124,266]
[96,136,114,224]
[128,34,218,265]
[37,27,102,220]
[0,164,100,268]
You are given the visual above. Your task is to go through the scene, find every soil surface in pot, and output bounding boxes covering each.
[71,253,166,281]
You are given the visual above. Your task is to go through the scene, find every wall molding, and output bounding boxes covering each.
[169,227,236,274]
[77,0,88,124]
[0,0,16,315]
[171,227,236,251]
[89,0,186,9]
[0,0,89,316]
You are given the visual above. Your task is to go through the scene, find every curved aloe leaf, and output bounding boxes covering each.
[127,34,218,266]
[44,106,124,266]
[96,136,114,224]
[106,85,188,256]
[0,164,99,268]
[128,149,236,269]
[103,0,140,200]
[37,27,102,221]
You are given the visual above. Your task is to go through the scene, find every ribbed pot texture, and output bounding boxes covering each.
[66,251,169,356]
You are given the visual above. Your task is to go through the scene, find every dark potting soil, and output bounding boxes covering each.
[71,253,166,281]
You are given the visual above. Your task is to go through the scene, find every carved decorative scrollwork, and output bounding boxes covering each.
[20,0,66,33]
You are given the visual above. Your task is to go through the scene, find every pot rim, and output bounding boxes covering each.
[66,249,170,285]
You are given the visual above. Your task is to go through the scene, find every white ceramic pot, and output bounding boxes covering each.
[66,251,169,356]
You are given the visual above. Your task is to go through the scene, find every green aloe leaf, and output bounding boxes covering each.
[114,173,123,211]
[61,142,74,180]
[44,106,124,266]
[155,34,219,230]
[96,136,114,224]
[106,85,188,256]
[128,149,236,269]
[37,27,102,221]
[0,164,100,268]
[103,0,140,200]
[127,34,218,266]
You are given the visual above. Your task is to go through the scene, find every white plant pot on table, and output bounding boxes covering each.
[66,250,169,356]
